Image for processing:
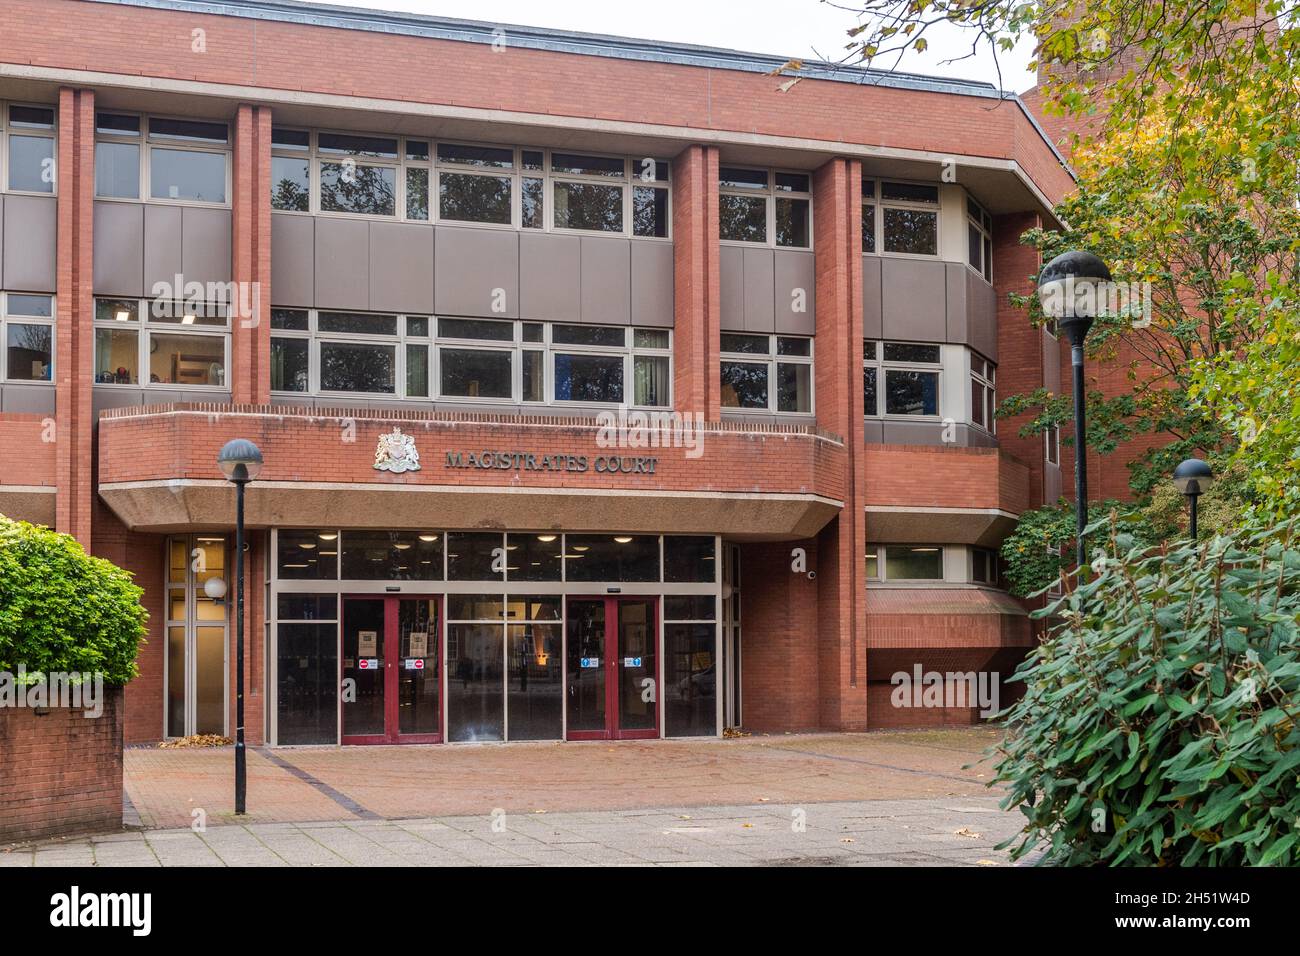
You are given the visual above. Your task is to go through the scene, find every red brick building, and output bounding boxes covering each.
[0,0,1074,745]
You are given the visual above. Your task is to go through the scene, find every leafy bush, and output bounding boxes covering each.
[999,499,1140,598]
[993,518,1300,866]
[0,515,147,685]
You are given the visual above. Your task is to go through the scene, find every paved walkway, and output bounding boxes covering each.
[1,728,1028,866]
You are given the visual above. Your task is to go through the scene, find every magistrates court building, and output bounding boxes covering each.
[0,0,1074,745]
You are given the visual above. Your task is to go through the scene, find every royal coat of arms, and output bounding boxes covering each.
[373,427,421,473]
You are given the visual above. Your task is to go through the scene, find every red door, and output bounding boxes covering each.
[341,595,441,744]
[565,597,658,740]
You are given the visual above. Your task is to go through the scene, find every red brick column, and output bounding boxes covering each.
[54,87,94,546]
[671,144,720,419]
[231,104,272,404]
[812,157,867,730]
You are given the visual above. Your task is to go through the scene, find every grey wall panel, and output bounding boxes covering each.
[774,250,815,334]
[863,418,885,444]
[519,232,580,322]
[881,420,948,446]
[315,217,371,311]
[881,258,947,342]
[92,386,148,414]
[742,247,775,333]
[143,204,183,296]
[1042,327,1061,393]
[369,221,434,314]
[434,226,518,318]
[966,269,998,361]
[719,245,744,331]
[630,241,673,328]
[862,256,882,339]
[2,195,56,292]
[580,237,631,324]
[181,206,232,287]
[0,384,56,415]
[944,262,968,344]
[270,213,314,307]
[93,201,144,297]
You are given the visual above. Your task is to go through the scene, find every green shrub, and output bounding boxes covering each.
[0,515,147,685]
[1000,499,1144,598]
[993,517,1300,866]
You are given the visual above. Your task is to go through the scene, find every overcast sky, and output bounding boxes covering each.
[306,0,1039,93]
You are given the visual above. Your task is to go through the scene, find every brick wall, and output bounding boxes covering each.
[0,687,122,843]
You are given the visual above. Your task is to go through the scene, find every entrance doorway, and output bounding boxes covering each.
[341,596,441,744]
[565,597,658,740]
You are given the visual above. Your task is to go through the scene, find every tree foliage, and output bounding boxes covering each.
[0,515,147,685]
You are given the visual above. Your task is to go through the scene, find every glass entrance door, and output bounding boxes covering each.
[342,596,440,743]
[565,597,658,740]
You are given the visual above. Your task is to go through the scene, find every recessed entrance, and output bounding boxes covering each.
[341,595,441,744]
[565,597,658,740]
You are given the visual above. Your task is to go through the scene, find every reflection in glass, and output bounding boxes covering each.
[341,530,442,581]
[665,623,716,737]
[320,162,395,215]
[447,623,504,741]
[553,353,623,403]
[663,536,716,583]
[616,600,656,732]
[719,194,766,243]
[565,600,606,732]
[406,167,429,220]
[148,333,225,387]
[166,625,185,737]
[271,156,309,211]
[775,197,809,247]
[447,532,504,581]
[565,535,659,582]
[397,599,440,736]
[150,148,227,203]
[439,172,512,224]
[777,362,811,413]
[440,348,511,399]
[553,181,622,232]
[508,623,562,740]
[506,534,561,581]
[277,622,338,744]
[884,369,939,416]
[320,342,395,393]
[6,324,52,380]
[95,141,140,199]
[271,338,309,391]
[342,598,386,737]
[720,361,768,409]
[8,135,54,193]
[278,529,338,580]
[882,208,938,255]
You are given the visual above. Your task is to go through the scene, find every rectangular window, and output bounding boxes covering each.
[967,194,994,282]
[972,547,999,585]
[440,347,512,399]
[553,180,623,232]
[880,181,939,256]
[93,297,229,389]
[1045,423,1060,465]
[862,178,877,254]
[271,156,310,211]
[883,545,944,580]
[320,342,395,394]
[864,340,940,417]
[719,167,810,248]
[1,293,55,383]
[437,144,513,225]
[720,333,813,414]
[971,353,996,433]
[93,113,230,204]
[320,161,395,216]
[5,104,56,194]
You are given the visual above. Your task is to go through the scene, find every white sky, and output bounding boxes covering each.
[306,0,1040,93]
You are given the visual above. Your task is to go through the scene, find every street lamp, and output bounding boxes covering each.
[1038,250,1112,572]
[217,438,263,816]
[1173,458,1214,540]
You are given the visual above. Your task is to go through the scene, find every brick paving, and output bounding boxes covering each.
[1,728,1028,866]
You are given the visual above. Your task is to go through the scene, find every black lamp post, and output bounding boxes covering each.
[1037,250,1112,571]
[217,438,263,815]
[1173,458,1214,540]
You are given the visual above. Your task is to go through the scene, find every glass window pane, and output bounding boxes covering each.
[406,167,429,220]
[551,152,624,177]
[318,311,397,335]
[720,362,768,409]
[968,221,983,270]
[407,317,430,337]
[633,355,669,407]
[522,350,544,402]
[564,534,659,582]
[521,323,543,343]
[94,327,138,384]
[883,343,940,363]
[665,623,716,737]
[440,348,512,399]
[320,162,395,215]
[166,625,185,736]
[405,140,430,161]
[151,148,227,203]
[7,294,52,318]
[862,204,876,253]
[521,176,544,229]
[436,142,513,168]
[447,594,505,621]
[664,536,716,583]
[270,308,309,331]
[447,623,504,742]
[634,329,669,349]
[271,127,309,150]
[777,362,811,413]
[341,530,442,580]
[553,181,623,232]
[277,623,338,744]
[271,156,310,211]
[8,135,54,192]
[9,105,53,128]
[884,545,943,579]
[777,337,810,357]
[664,595,716,620]
[720,333,769,355]
[438,317,513,341]
[97,112,139,136]
[881,182,939,204]
[971,379,986,428]
[318,132,397,158]
[148,333,225,387]
[632,185,668,238]
[884,369,939,416]
[277,593,339,620]
[775,197,809,247]
[439,172,512,224]
[774,172,810,192]
[320,342,395,393]
[96,298,138,323]
[508,623,562,740]
[406,344,429,397]
[719,167,767,189]
[270,337,308,391]
[553,353,623,403]
[883,208,937,255]
[866,550,878,580]
[278,529,339,580]
[95,141,140,199]
[506,533,562,581]
[6,324,52,381]
[863,365,878,416]
[149,118,227,143]
[551,324,624,347]
[447,532,504,581]
[719,194,766,243]
[521,150,544,170]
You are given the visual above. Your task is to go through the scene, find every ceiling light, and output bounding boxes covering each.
[418,534,438,542]
[537,535,557,543]
[115,310,130,322]
[318,533,338,541]
[613,536,633,544]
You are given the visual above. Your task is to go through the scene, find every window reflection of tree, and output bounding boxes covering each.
[720,362,768,407]
[719,194,765,242]
[321,164,395,216]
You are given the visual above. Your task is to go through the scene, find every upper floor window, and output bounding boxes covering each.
[866,545,945,581]
[863,180,939,257]
[95,113,230,204]
[719,167,811,248]
[967,195,993,282]
[863,340,941,418]
[1,292,54,383]
[1,103,56,195]
[270,310,671,407]
[719,333,813,414]
[970,352,996,433]
[271,128,671,238]
[1045,422,1060,466]
[93,297,229,387]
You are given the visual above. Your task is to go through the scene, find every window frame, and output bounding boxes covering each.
[719,332,815,416]
[718,165,813,249]
[1,101,58,197]
[863,339,942,420]
[868,178,941,259]
[92,296,232,390]
[970,351,997,435]
[0,292,56,384]
[94,111,232,207]
[1045,422,1061,466]
[865,544,947,582]
[966,193,994,283]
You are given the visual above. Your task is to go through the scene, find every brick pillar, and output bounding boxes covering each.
[671,144,720,419]
[54,87,94,547]
[229,531,268,745]
[812,157,867,731]
[992,212,1047,508]
[231,104,272,404]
